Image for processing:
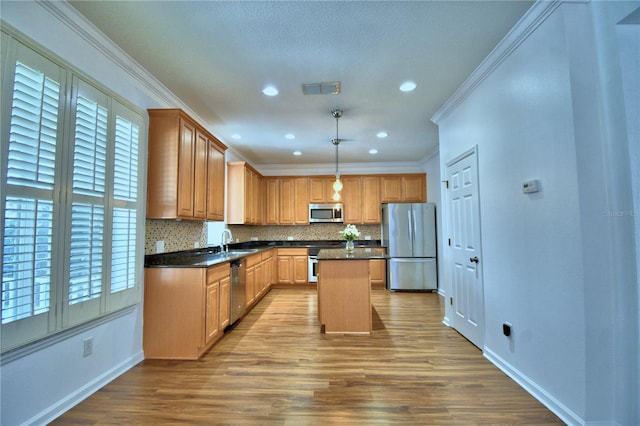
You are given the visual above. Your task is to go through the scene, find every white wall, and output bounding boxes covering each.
[433,2,639,425]
[0,2,163,424]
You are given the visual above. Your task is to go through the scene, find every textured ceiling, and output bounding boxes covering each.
[69,1,534,166]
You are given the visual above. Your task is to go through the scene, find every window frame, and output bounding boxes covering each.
[1,27,145,353]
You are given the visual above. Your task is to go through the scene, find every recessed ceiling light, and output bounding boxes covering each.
[262,85,278,96]
[369,149,378,155]
[231,134,242,140]
[285,133,295,140]
[376,131,388,138]
[293,151,302,156]
[399,81,417,92]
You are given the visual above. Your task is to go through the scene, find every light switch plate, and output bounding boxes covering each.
[156,240,165,253]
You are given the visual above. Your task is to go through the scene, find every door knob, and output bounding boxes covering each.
[470,256,479,263]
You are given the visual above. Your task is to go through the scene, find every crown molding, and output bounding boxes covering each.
[431,0,564,125]
[256,161,426,177]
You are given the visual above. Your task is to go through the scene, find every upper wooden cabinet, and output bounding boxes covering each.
[342,176,381,224]
[264,177,280,225]
[309,176,336,203]
[227,161,262,225]
[380,174,427,203]
[146,109,227,221]
[277,177,309,225]
[206,139,225,221]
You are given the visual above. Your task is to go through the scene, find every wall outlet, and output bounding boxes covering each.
[287,236,294,241]
[156,240,165,253]
[83,337,93,357]
[364,235,371,240]
[194,241,200,248]
[503,322,512,337]
[250,237,258,241]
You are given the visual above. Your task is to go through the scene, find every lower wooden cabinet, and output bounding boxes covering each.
[369,259,387,289]
[143,263,230,360]
[277,248,308,284]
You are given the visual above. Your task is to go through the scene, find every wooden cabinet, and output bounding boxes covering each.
[342,176,362,224]
[277,248,308,284]
[146,109,227,221]
[342,176,381,224]
[227,161,262,224]
[219,275,230,329]
[380,174,426,203]
[245,252,261,307]
[309,176,335,203]
[206,139,225,221]
[143,262,230,360]
[369,259,387,289]
[264,177,280,224]
[278,177,309,225]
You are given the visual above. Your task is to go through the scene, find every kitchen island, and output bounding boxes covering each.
[317,248,388,334]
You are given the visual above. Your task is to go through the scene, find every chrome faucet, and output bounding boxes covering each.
[221,228,233,252]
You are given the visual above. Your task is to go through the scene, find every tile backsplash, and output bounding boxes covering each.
[228,224,381,244]
[145,220,381,255]
[145,219,207,254]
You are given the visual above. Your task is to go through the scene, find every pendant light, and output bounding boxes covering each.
[331,109,343,201]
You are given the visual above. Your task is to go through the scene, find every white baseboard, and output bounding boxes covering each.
[26,351,145,425]
[483,347,584,426]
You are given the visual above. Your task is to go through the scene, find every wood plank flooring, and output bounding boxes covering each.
[53,288,563,425]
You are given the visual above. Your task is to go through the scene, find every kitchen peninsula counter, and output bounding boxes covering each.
[317,248,388,334]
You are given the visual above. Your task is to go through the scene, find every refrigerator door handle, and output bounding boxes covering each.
[412,209,417,248]
[407,210,413,246]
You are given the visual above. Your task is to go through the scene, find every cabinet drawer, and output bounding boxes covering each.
[207,263,230,284]
[245,253,262,268]
[277,248,308,256]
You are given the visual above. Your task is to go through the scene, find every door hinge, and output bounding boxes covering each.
[442,180,449,189]
[448,238,451,246]
[449,297,453,306]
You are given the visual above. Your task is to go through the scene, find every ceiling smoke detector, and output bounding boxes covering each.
[302,82,341,95]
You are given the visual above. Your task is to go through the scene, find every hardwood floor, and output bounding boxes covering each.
[53,288,563,425]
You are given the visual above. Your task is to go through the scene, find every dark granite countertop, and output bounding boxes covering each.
[317,247,388,261]
[145,240,383,268]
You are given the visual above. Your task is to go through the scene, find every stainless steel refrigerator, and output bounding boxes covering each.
[381,203,438,291]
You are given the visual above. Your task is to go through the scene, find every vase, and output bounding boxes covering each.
[345,240,354,253]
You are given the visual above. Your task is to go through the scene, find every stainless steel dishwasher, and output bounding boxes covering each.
[229,259,246,326]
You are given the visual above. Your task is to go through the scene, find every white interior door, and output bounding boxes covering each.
[446,147,484,348]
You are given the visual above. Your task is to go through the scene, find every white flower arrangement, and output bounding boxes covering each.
[339,224,361,242]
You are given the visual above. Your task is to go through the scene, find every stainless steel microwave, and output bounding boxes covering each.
[309,203,343,223]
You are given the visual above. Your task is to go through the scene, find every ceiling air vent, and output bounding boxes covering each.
[302,82,341,95]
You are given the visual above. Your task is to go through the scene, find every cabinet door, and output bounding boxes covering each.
[244,168,254,224]
[264,177,280,224]
[293,255,308,284]
[277,255,293,284]
[206,142,225,221]
[342,176,362,224]
[219,276,230,329]
[246,265,256,306]
[402,175,426,202]
[369,259,387,289]
[279,178,295,224]
[205,282,220,345]
[193,131,208,219]
[294,177,309,224]
[362,176,381,224]
[309,177,332,203]
[177,119,196,218]
[380,176,403,203]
